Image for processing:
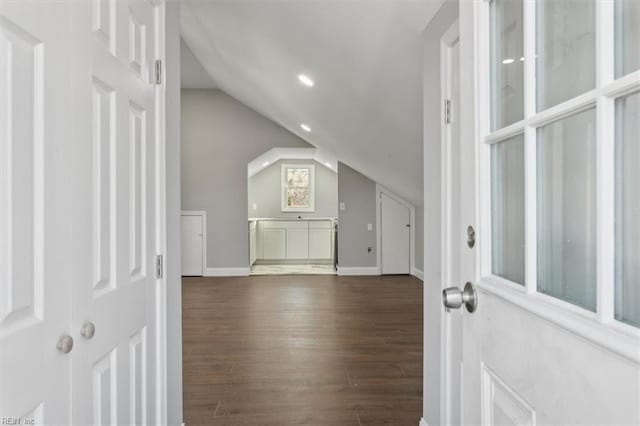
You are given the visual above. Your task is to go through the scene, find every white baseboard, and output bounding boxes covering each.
[419,418,429,426]
[336,266,380,276]
[204,267,250,277]
[412,267,424,281]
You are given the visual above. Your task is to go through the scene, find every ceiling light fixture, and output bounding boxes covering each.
[502,58,515,64]
[298,74,314,87]
[300,124,311,132]
[520,57,525,62]
[262,161,270,167]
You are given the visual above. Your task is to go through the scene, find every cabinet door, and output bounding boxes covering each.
[262,228,286,259]
[286,229,309,259]
[249,224,257,265]
[309,229,332,259]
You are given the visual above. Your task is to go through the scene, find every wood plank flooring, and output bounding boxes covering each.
[182,275,423,425]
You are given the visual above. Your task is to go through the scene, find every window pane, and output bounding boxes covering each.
[536,0,596,111]
[287,168,309,188]
[615,0,640,78]
[287,188,310,208]
[491,134,525,284]
[537,108,596,311]
[615,91,640,327]
[490,0,524,130]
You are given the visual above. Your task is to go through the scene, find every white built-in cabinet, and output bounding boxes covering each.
[255,220,334,261]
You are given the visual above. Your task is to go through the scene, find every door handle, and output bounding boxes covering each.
[442,282,477,313]
[57,335,74,353]
[80,321,96,339]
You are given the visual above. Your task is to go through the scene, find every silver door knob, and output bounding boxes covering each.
[57,335,74,353]
[80,321,96,339]
[442,282,477,313]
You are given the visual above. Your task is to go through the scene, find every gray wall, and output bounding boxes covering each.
[248,159,338,219]
[422,1,459,424]
[181,89,311,268]
[337,162,378,268]
[165,2,182,424]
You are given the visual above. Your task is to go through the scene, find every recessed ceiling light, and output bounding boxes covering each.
[300,124,311,132]
[520,57,525,62]
[262,161,270,167]
[298,74,314,87]
[502,58,515,64]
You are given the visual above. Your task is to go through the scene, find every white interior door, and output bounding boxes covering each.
[381,192,411,274]
[181,214,204,276]
[441,1,640,425]
[71,0,162,424]
[0,2,77,423]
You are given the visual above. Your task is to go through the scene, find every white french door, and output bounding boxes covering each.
[0,2,77,423]
[0,1,165,424]
[71,0,162,424]
[442,0,640,425]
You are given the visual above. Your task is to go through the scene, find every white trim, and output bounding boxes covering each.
[375,184,415,275]
[281,163,315,212]
[412,267,424,281]
[204,267,250,277]
[419,419,429,426]
[336,266,380,276]
[439,19,462,426]
[181,210,207,276]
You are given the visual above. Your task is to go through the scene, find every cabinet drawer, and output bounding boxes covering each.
[284,221,309,230]
[260,220,287,229]
[309,220,332,229]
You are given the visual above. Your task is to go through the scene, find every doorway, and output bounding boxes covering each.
[247,151,338,275]
[181,212,206,276]
[378,187,415,275]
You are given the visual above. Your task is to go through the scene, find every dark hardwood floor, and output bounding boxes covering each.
[182,274,423,425]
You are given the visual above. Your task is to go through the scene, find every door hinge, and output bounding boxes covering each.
[155,254,164,279]
[444,99,452,124]
[154,59,162,85]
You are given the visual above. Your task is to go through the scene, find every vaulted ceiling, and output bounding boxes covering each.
[181,0,443,205]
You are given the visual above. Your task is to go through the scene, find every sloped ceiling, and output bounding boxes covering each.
[181,0,443,205]
[181,38,217,89]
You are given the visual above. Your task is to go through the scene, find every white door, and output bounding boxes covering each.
[441,1,640,425]
[381,193,410,274]
[1,0,165,423]
[0,2,77,422]
[181,214,204,276]
[71,0,162,423]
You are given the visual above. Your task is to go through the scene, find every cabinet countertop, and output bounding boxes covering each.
[249,217,337,222]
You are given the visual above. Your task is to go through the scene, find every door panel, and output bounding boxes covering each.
[72,0,159,424]
[286,228,309,259]
[263,229,286,260]
[309,229,332,259]
[181,215,203,276]
[0,2,75,423]
[381,193,410,274]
